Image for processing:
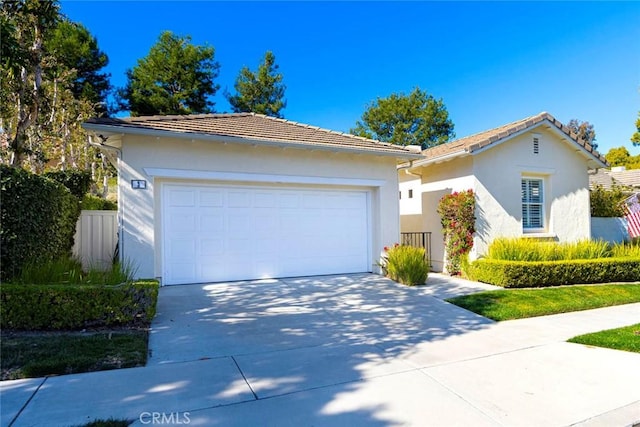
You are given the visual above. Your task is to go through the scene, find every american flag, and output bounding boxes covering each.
[624,193,640,239]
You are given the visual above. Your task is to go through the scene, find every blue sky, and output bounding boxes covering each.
[61,1,640,156]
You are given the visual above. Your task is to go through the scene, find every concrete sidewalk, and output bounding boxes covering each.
[2,274,639,426]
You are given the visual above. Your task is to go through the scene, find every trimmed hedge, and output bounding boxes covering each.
[0,280,159,330]
[465,258,640,288]
[1,165,81,280]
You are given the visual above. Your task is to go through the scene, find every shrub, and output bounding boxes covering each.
[81,194,117,210]
[465,258,640,288]
[0,280,159,330]
[590,184,628,217]
[44,169,92,200]
[437,189,475,275]
[384,244,429,286]
[1,165,81,280]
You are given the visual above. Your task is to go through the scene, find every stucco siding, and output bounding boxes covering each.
[119,135,401,280]
[400,157,474,272]
[472,127,591,257]
[401,126,593,272]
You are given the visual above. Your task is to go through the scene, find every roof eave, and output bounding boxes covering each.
[82,122,423,160]
[399,149,470,171]
[463,118,607,168]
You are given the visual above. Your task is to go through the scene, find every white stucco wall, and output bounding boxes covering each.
[399,157,475,272]
[400,126,593,272]
[472,127,591,257]
[117,135,402,280]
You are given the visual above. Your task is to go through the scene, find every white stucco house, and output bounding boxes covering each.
[399,112,608,272]
[83,113,421,285]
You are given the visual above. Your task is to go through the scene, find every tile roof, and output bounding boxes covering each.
[84,113,420,157]
[589,168,640,190]
[418,112,607,166]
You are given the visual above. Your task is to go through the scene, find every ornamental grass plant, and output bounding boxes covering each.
[612,240,640,258]
[16,257,137,286]
[385,245,429,286]
[487,238,612,261]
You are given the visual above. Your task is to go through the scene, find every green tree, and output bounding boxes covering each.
[0,0,60,167]
[604,146,640,170]
[631,112,640,146]
[1,1,113,192]
[226,51,286,118]
[351,87,455,149]
[605,146,631,167]
[567,119,597,151]
[44,19,111,116]
[118,31,220,116]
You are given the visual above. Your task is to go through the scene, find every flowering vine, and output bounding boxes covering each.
[436,189,476,275]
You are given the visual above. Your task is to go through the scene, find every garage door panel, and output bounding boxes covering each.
[199,189,224,207]
[200,238,223,256]
[228,190,252,207]
[278,193,300,208]
[163,184,370,284]
[200,214,224,233]
[168,189,196,207]
[168,238,196,258]
[228,212,252,234]
[168,214,196,232]
[254,191,277,207]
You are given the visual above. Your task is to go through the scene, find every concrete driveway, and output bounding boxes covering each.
[3,273,640,426]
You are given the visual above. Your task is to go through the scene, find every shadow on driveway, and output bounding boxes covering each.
[145,273,495,425]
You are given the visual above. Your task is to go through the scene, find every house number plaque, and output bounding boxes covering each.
[131,180,147,189]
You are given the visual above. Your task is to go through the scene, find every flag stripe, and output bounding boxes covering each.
[625,193,640,238]
[627,211,640,238]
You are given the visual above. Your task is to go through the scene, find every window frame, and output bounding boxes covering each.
[521,177,545,232]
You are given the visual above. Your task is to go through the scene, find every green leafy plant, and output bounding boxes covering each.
[437,189,475,275]
[81,194,117,210]
[44,169,92,199]
[1,165,81,280]
[590,184,629,217]
[383,244,429,286]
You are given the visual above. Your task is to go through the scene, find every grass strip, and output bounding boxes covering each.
[568,323,640,353]
[446,284,640,321]
[1,330,148,380]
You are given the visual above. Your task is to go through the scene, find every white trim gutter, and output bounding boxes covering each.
[400,150,470,170]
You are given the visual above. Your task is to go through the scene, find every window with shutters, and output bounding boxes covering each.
[522,178,544,230]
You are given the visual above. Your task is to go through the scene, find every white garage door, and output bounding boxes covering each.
[162,183,370,285]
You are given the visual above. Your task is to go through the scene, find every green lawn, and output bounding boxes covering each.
[446,284,640,321]
[1,330,148,380]
[569,323,640,353]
